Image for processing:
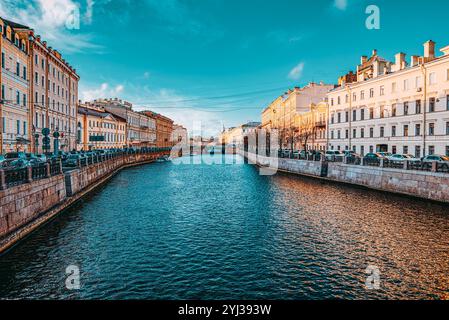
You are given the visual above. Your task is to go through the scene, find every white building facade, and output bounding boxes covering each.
[327,40,449,158]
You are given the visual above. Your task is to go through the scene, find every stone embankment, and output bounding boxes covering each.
[0,151,169,254]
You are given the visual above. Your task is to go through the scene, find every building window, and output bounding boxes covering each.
[446,146,449,157]
[446,95,449,110]
[429,123,435,136]
[404,102,409,115]
[369,145,374,153]
[392,82,397,93]
[403,146,408,154]
[429,146,435,155]
[361,128,365,138]
[429,72,436,85]
[369,108,374,119]
[1,52,4,68]
[403,79,409,91]
[380,127,385,137]
[416,124,421,136]
[360,109,365,120]
[380,106,385,118]
[392,126,396,137]
[429,97,436,112]
[337,131,341,139]
[369,88,374,98]
[392,146,397,154]
[447,122,449,135]
[353,110,357,121]
[23,66,26,80]
[345,111,349,122]
[16,91,20,105]
[416,100,422,114]
[360,91,365,100]
[392,104,397,117]
[415,146,421,158]
[345,130,349,139]
[380,86,385,96]
[16,62,20,76]
[353,129,356,138]
[337,113,341,123]
[369,127,374,138]
[404,125,409,137]
[16,120,20,134]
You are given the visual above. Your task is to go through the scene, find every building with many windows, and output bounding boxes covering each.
[140,111,173,148]
[94,99,157,147]
[293,102,328,151]
[261,82,334,149]
[0,18,31,153]
[77,102,126,150]
[327,40,449,157]
[0,17,79,153]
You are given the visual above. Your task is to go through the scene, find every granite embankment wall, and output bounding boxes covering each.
[245,152,449,203]
[0,152,166,253]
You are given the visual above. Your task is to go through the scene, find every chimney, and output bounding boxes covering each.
[361,56,368,64]
[395,52,406,70]
[411,55,420,66]
[424,40,436,59]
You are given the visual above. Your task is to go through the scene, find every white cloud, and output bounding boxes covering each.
[288,62,305,80]
[80,83,125,102]
[143,72,151,79]
[334,0,348,11]
[0,0,101,53]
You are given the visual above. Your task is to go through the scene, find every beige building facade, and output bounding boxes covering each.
[93,98,156,147]
[261,82,334,149]
[327,40,449,157]
[0,18,31,153]
[293,102,328,151]
[77,103,126,150]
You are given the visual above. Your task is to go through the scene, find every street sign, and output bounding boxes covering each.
[89,136,105,142]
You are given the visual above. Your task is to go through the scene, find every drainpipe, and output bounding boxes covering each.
[421,64,427,157]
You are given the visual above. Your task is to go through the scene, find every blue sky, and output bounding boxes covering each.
[2,0,449,135]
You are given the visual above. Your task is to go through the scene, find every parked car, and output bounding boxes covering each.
[422,155,449,163]
[63,154,81,167]
[2,159,30,169]
[364,152,384,160]
[377,152,393,158]
[36,154,48,163]
[387,154,420,162]
[4,152,27,160]
[325,150,344,161]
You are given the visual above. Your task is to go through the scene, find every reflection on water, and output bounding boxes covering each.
[0,155,448,300]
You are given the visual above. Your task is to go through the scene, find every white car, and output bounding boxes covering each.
[387,154,420,162]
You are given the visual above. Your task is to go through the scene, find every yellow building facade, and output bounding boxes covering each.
[77,103,126,150]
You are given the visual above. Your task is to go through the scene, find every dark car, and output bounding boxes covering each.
[5,152,27,160]
[63,154,81,167]
[364,152,385,159]
[2,159,30,169]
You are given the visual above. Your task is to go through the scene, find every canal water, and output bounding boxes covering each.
[0,155,448,300]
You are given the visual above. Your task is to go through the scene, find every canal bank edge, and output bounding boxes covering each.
[0,152,169,255]
[243,151,449,204]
